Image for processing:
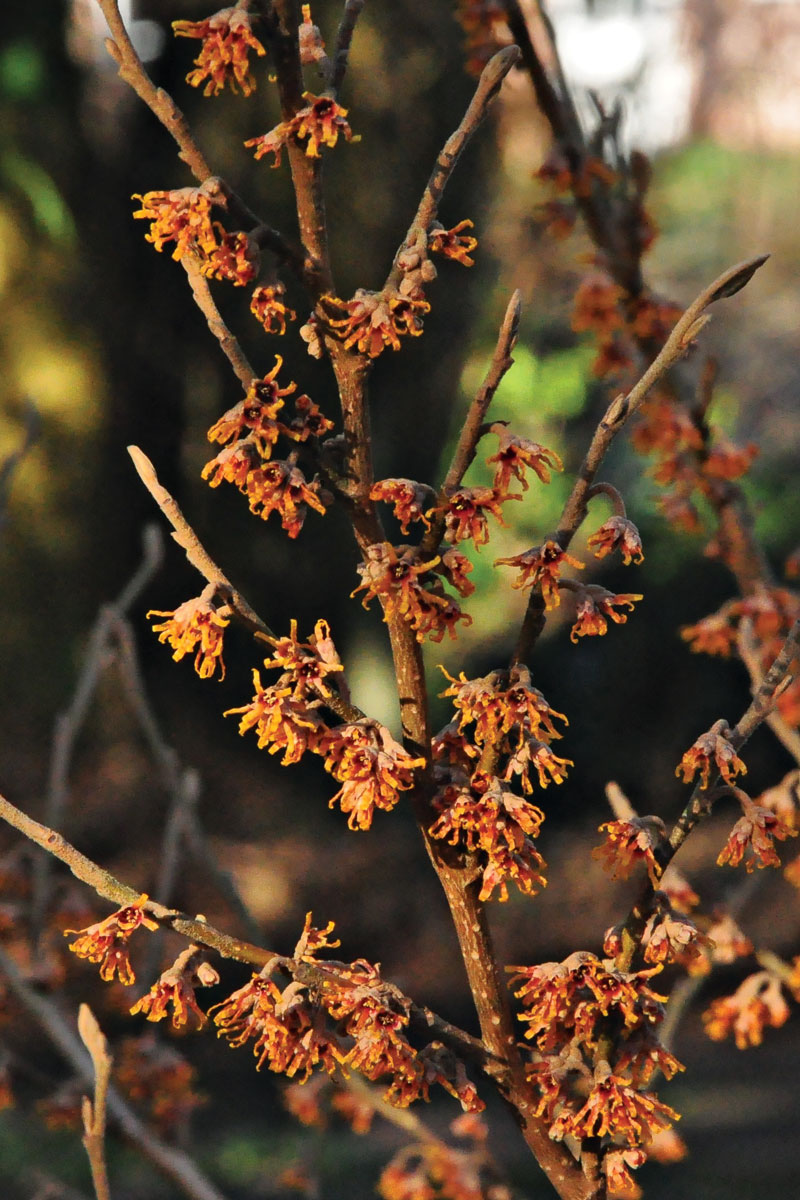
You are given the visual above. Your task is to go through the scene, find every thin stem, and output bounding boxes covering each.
[128,447,363,724]
[669,619,800,857]
[128,446,272,635]
[738,619,800,764]
[330,0,367,95]
[0,791,482,1072]
[421,291,521,558]
[78,1006,113,1200]
[30,527,164,950]
[0,398,39,533]
[271,0,335,296]
[183,262,257,389]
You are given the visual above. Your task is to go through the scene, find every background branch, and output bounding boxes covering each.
[0,947,228,1200]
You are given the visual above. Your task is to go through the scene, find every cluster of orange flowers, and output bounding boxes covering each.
[379,1113,490,1200]
[131,948,221,1029]
[496,534,644,641]
[132,185,258,286]
[133,185,307,340]
[173,7,266,97]
[428,665,571,900]
[209,917,483,1110]
[351,542,472,644]
[115,1035,207,1136]
[703,959,800,1049]
[303,218,476,360]
[631,387,760,543]
[601,864,751,978]
[359,424,567,640]
[225,620,426,829]
[681,587,800,725]
[509,951,682,1193]
[569,273,683,381]
[202,356,332,538]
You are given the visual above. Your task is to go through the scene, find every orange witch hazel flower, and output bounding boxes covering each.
[200,230,258,287]
[455,0,511,76]
[703,970,790,1048]
[210,972,345,1080]
[680,609,738,657]
[429,771,548,901]
[370,478,434,535]
[640,896,715,968]
[716,796,796,872]
[317,288,430,358]
[132,183,256,284]
[130,949,220,1029]
[603,1146,647,1199]
[676,721,746,789]
[486,423,563,491]
[65,895,158,986]
[496,539,584,609]
[571,273,625,336]
[318,719,425,830]
[431,485,516,549]
[245,92,355,167]
[242,458,328,537]
[352,542,470,643]
[207,358,298,455]
[550,1064,680,1147]
[132,185,219,261]
[460,664,566,737]
[173,7,266,97]
[225,671,327,765]
[570,586,643,643]
[508,952,667,1054]
[148,592,230,680]
[261,618,344,701]
[504,738,573,792]
[592,816,667,889]
[587,516,644,565]
[250,283,297,335]
[428,219,478,266]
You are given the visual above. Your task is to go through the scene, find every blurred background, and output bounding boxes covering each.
[1,0,799,1197]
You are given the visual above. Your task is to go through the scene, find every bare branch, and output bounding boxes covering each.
[330,0,367,94]
[78,1006,112,1200]
[182,262,258,389]
[738,619,800,765]
[30,526,164,948]
[127,445,273,636]
[421,291,521,556]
